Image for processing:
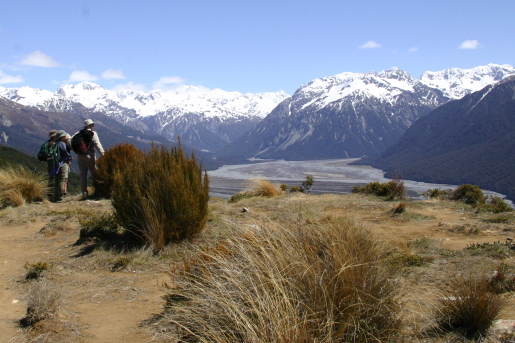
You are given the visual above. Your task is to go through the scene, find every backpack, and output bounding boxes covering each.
[71,129,94,154]
[38,141,60,165]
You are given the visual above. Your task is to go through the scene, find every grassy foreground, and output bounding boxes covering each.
[2,192,515,342]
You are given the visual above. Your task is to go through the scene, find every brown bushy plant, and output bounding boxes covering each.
[436,274,502,340]
[228,179,284,202]
[163,217,400,342]
[111,143,209,250]
[93,143,145,199]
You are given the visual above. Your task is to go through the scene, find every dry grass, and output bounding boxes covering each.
[436,274,503,340]
[162,216,400,342]
[229,179,285,202]
[0,165,47,208]
[22,279,63,326]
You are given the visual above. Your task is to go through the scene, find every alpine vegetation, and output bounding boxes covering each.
[93,143,145,199]
[111,143,209,250]
[163,217,400,342]
[0,165,47,208]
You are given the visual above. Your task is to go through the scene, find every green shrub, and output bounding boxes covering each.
[482,196,513,213]
[352,179,405,201]
[451,184,486,206]
[93,143,145,199]
[423,188,453,200]
[301,174,315,193]
[78,211,120,242]
[24,261,50,280]
[111,143,209,250]
[436,275,502,339]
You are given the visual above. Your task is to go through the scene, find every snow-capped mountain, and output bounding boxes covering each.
[217,64,515,160]
[0,83,289,152]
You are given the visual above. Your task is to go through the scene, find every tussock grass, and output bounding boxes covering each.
[163,217,400,342]
[436,274,503,340]
[0,165,47,208]
[229,179,284,202]
[22,279,63,326]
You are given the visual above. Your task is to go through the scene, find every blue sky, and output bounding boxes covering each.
[0,0,513,94]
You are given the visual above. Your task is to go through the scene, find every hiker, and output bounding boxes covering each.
[38,130,58,201]
[51,130,73,202]
[72,119,105,199]
[62,134,72,196]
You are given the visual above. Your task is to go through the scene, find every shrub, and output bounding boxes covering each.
[301,174,315,193]
[352,179,405,201]
[111,143,209,250]
[423,188,453,200]
[24,261,50,280]
[451,184,486,206]
[0,165,47,208]
[488,263,515,294]
[390,202,406,216]
[482,196,513,213]
[436,274,502,339]
[22,280,63,326]
[163,218,400,342]
[93,143,145,199]
[78,211,120,242]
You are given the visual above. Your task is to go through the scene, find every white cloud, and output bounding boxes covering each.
[408,47,419,52]
[69,70,98,82]
[102,69,126,80]
[152,76,185,90]
[359,41,382,49]
[20,51,59,67]
[0,69,24,84]
[111,82,147,91]
[458,40,481,49]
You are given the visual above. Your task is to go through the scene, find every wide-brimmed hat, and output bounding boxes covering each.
[56,130,68,139]
[48,130,57,137]
[84,119,94,128]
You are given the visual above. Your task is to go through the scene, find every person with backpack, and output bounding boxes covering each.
[51,130,73,202]
[71,119,105,200]
[38,129,58,201]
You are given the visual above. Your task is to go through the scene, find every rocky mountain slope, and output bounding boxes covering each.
[0,83,289,152]
[369,75,515,201]
[217,64,515,160]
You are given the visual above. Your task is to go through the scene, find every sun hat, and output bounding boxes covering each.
[84,119,94,128]
[48,130,57,137]
[56,130,68,139]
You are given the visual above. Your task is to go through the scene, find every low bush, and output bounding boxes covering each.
[488,263,515,294]
[450,184,486,206]
[24,261,50,280]
[163,217,400,342]
[22,279,63,326]
[111,143,209,250]
[0,165,47,208]
[78,211,120,242]
[352,179,405,201]
[436,275,502,340]
[423,188,453,200]
[93,143,145,199]
[481,196,513,213]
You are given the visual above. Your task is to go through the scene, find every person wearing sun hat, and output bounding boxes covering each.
[49,130,73,202]
[72,119,105,200]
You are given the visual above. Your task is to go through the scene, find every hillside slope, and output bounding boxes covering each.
[369,75,515,201]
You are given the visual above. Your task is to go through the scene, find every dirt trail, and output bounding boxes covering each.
[0,201,168,342]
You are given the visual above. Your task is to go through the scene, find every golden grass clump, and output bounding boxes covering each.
[93,143,145,199]
[229,179,284,202]
[164,217,400,342]
[111,143,209,250]
[22,279,63,326]
[0,165,47,208]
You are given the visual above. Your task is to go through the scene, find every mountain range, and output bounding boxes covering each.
[217,64,515,159]
[368,75,515,201]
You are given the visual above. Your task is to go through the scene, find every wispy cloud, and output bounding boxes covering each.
[0,69,24,84]
[69,70,98,82]
[359,41,382,49]
[408,47,419,53]
[112,81,146,91]
[152,76,185,90]
[102,69,126,80]
[20,51,59,67]
[458,40,481,49]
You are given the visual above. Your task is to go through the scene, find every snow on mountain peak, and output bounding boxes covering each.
[419,63,515,99]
